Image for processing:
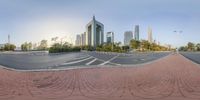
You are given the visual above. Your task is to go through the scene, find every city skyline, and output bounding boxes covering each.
[0,0,200,47]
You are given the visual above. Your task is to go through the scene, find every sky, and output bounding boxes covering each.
[0,0,200,47]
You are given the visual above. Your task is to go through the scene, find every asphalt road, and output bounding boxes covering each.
[181,52,200,64]
[0,51,171,70]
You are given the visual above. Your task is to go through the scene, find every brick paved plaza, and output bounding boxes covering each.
[0,54,200,100]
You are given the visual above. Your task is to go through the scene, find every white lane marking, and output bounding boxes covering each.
[71,55,90,61]
[86,58,97,65]
[60,56,93,65]
[141,59,145,61]
[99,55,119,65]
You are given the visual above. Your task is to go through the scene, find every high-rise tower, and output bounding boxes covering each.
[86,16,104,48]
[148,27,153,43]
[134,25,139,41]
[106,32,114,44]
[8,34,10,44]
[124,31,133,46]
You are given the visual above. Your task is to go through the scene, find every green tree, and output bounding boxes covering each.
[187,42,195,51]
[140,40,150,51]
[38,40,48,50]
[28,42,32,50]
[49,42,80,53]
[130,39,140,49]
[21,42,29,51]
[4,44,16,51]
[179,46,187,51]
[196,43,200,51]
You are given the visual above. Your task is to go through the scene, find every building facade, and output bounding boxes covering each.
[86,16,104,48]
[106,32,114,44]
[134,25,139,41]
[148,27,153,43]
[124,31,133,46]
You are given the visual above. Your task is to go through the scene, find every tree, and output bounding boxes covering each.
[4,44,16,51]
[130,39,140,49]
[28,42,32,50]
[122,46,129,52]
[187,42,195,51]
[196,43,200,51]
[38,40,48,50]
[49,42,80,53]
[140,40,150,51]
[21,42,29,51]
[179,46,187,51]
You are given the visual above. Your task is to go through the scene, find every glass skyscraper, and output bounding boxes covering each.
[106,32,114,44]
[134,25,139,41]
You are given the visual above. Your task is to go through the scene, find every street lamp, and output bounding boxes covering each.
[173,30,183,53]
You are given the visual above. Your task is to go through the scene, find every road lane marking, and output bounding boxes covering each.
[60,56,93,65]
[70,55,90,61]
[86,58,97,65]
[99,55,119,65]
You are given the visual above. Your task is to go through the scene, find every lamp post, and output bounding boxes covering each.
[173,30,183,53]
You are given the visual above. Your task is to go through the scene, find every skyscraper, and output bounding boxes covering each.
[8,34,10,44]
[86,16,104,48]
[148,27,153,43]
[124,31,133,46]
[134,25,139,41]
[81,32,86,46]
[106,32,114,44]
[75,34,81,46]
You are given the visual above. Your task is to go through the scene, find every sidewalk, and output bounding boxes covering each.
[0,54,200,100]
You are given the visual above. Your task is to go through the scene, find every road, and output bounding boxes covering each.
[181,52,200,64]
[0,51,170,70]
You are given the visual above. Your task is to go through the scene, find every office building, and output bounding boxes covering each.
[106,32,114,44]
[86,16,104,48]
[124,31,133,46]
[81,32,86,46]
[148,27,153,43]
[75,34,81,46]
[134,25,139,41]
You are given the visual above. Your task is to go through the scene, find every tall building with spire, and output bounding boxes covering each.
[134,25,139,41]
[8,34,10,44]
[148,27,153,43]
[86,16,104,48]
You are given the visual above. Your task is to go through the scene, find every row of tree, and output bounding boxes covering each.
[0,43,16,51]
[179,42,200,51]
[78,40,171,53]
[96,42,127,53]
[130,39,170,51]
[49,42,81,53]
[21,40,48,51]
